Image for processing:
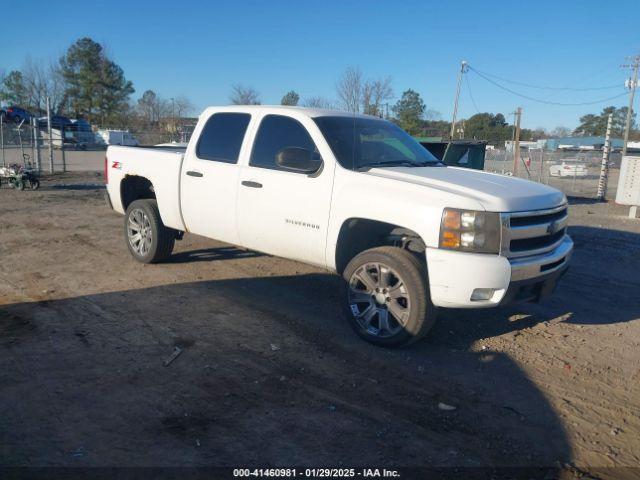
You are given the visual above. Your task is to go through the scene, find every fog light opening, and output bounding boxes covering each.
[470,288,497,301]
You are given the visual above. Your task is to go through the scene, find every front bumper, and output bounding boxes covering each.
[426,235,573,308]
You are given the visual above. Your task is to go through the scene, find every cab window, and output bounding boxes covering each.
[250,115,319,171]
[196,113,251,163]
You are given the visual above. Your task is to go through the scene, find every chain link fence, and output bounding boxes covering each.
[0,116,622,198]
[1,119,195,172]
[484,148,619,200]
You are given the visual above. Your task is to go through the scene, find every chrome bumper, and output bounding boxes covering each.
[510,235,573,282]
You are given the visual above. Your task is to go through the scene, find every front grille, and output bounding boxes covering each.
[501,205,568,258]
[509,208,567,227]
[510,228,566,252]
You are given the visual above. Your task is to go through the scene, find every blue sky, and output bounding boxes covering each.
[1,0,638,129]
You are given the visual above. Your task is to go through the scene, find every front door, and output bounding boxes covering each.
[237,114,334,267]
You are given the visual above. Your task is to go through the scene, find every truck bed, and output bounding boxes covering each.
[105,145,187,231]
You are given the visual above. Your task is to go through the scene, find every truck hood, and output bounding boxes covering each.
[366,165,566,212]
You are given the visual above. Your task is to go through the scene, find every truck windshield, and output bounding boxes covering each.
[313,116,441,170]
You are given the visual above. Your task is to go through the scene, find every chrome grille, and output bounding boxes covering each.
[500,204,568,258]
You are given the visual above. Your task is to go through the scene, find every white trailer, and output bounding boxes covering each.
[98,130,139,146]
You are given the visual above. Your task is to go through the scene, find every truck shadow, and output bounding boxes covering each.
[1,272,573,468]
[167,246,264,264]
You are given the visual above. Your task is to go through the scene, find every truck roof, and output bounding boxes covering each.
[201,105,380,119]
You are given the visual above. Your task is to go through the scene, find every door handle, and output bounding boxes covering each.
[186,170,203,177]
[241,180,262,188]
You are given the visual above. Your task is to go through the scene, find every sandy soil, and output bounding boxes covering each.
[1,172,639,476]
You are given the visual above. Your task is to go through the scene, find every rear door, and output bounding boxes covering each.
[180,112,252,245]
[236,114,334,267]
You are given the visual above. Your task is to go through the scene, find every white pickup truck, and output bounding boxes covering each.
[105,106,573,347]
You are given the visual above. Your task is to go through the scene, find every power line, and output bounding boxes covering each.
[468,66,628,106]
[469,66,621,91]
[465,74,481,114]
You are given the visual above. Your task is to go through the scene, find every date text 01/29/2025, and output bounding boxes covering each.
[232,468,400,478]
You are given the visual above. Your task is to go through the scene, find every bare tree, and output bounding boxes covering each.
[335,67,363,113]
[173,96,194,118]
[137,90,175,124]
[230,84,261,105]
[281,90,300,106]
[302,96,334,109]
[549,126,571,138]
[362,76,393,116]
[19,58,65,114]
[424,109,441,121]
[48,62,67,114]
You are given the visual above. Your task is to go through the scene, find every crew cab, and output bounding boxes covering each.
[105,106,573,347]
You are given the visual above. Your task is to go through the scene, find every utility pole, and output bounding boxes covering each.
[33,117,41,172]
[512,107,522,176]
[622,55,639,156]
[450,60,468,139]
[171,97,175,140]
[597,113,613,201]
[0,114,4,167]
[46,97,53,173]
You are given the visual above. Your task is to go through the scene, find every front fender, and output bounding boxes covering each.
[325,169,483,271]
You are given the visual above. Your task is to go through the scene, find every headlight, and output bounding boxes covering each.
[439,208,501,254]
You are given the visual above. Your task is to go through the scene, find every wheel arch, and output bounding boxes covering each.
[334,217,427,275]
[120,175,156,211]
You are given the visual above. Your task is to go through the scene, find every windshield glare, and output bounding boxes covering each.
[313,116,440,170]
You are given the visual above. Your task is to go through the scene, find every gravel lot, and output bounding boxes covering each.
[1,172,639,476]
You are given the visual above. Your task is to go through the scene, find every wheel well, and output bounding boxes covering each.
[120,175,155,210]
[335,218,426,275]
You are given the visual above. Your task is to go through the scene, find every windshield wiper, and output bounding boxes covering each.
[357,160,439,171]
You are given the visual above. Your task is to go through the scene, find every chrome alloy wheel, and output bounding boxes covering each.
[127,208,153,256]
[347,262,411,338]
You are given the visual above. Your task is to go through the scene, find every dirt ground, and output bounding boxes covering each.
[1,172,639,476]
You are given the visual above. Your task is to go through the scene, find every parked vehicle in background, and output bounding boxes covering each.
[98,130,139,146]
[549,161,589,178]
[5,106,32,124]
[65,119,98,148]
[104,106,573,347]
[70,119,92,132]
[37,115,72,130]
[420,140,487,170]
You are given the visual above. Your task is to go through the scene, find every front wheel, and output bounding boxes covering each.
[342,246,436,347]
[124,199,175,263]
[29,179,40,190]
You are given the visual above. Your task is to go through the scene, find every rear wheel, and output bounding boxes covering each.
[29,179,40,190]
[342,246,436,347]
[124,199,175,263]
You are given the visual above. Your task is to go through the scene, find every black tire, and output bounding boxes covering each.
[124,199,175,263]
[15,179,25,191]
[29,179,40,190]
[342,246,436,347]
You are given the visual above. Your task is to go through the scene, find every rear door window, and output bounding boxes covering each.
[196,113,251,163]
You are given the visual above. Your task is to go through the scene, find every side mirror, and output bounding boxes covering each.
[275,147,322,174]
